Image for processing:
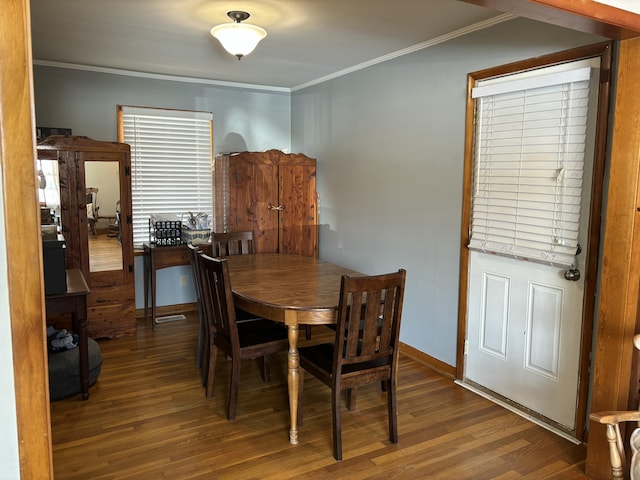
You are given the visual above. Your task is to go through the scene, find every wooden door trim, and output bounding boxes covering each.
[455,41,613,441]
[585,37,640,479]
[461,0,640,39]
[2,0,54,478]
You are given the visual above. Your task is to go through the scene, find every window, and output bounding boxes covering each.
[118,106,213,249]
[468,67,593,268]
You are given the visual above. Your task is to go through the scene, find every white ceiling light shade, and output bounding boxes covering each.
[210,11,267,60]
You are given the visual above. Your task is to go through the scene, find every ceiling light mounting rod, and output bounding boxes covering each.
[210,10,267,60]
[228,11,250,23]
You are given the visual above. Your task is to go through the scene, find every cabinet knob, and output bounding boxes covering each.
[268,204,285,211]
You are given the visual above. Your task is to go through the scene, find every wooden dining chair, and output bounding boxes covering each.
[189,242,268,387]
[197,252,289,420]
[212,231,255,257]
[297,269,407,460]
[211,231,265,321]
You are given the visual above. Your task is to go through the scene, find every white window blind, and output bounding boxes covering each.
[119,106,213,249]
[468,67,592,268]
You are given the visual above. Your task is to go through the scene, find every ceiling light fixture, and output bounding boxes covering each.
[210,11,267,60]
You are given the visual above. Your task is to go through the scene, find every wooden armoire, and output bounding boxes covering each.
[214,150,318,257]
[37,136,136,338]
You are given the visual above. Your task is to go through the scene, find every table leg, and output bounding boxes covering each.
[73,301,89,400]
[150,255,157,331]
[143,247,149,323]
[286,321,300,444]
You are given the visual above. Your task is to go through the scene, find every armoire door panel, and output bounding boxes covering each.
[279,164,317,256]
[228,159,278,253]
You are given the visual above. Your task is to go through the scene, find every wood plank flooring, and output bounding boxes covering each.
[50,312,589,479]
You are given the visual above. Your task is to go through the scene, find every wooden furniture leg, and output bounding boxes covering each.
[73,303,89,399]
[143,244,150,324]
[605,424,625,479]
[286,319,300,444]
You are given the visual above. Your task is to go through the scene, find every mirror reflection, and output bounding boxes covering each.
[37,159,61,226]
[85,161,122,272]
[38,159,124,273]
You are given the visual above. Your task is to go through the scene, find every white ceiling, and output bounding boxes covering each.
[29,0,507,91]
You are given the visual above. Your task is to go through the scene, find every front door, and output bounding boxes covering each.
[463,54,604,434]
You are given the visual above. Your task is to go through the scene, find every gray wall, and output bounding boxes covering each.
[33,68,291,153]
[291,18,604,365]
[33,67,291,309]
[33,17,603,366]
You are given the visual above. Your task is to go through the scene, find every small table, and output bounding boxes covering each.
[143,242,211,330]
[45,269,91,400]
[224,253,361,445]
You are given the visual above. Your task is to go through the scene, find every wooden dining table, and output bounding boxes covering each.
[223,253,362,445]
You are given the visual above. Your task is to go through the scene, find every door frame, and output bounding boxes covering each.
[3,0,55,477]
[456,41,613,441]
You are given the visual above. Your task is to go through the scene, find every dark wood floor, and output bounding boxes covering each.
[50,312,589,479]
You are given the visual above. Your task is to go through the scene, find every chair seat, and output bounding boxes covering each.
[299,343,391,380]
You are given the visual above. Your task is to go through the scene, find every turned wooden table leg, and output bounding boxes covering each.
[286,316,300,445]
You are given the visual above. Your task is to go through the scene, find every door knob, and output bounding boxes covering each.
[564,268,581,281]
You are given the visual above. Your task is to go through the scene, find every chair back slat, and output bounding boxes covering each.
[360,289,383,354]
[345,290,363,357]
[197,253,239,348]
[213,231,255,257]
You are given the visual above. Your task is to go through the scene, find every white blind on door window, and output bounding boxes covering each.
[120,106,213,249]
[468,67,591,268]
